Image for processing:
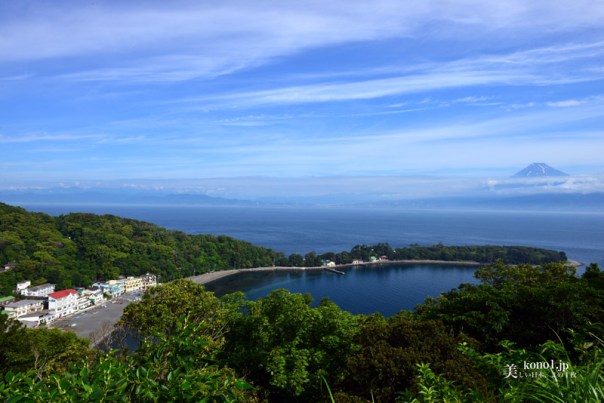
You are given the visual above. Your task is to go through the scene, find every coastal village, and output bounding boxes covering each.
[0,273,157,328]
[0,257,375,331]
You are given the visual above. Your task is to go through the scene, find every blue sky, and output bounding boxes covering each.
[1,0,604,198]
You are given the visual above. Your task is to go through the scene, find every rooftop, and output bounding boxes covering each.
[49,289,78,299]
[4,299,44,308]
[26,283,55,292]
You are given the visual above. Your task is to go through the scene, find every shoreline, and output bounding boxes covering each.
[189,259,483,285]
[190,258,582,286]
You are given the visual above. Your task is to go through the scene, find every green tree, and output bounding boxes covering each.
[0,317,254,402]
[120,279,225,342]
[288,253,304,267]
[417,262,604,349]
[340,312,489,402]
[223,289,359,401]
[0,314,90,377]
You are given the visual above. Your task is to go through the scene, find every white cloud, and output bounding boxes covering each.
[205,71,530,106]
[547,100,583,108]
[0,132,144,145]
[1,1,603,82]
[171,40,604,108]
[486,176,604,195]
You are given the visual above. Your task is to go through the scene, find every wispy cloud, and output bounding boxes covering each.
[2,1,603,83]
[487,176,604,195]
[201,71,532,107]
[174,41,604,108]
[0,74,32,81]
[0,133,144,145]
[545,95,604,108]
[0,133,102,144]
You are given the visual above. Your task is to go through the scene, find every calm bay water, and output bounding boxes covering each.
[204,264,478,316]
[17,203,604,315]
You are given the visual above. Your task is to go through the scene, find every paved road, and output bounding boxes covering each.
[49,292,140,343]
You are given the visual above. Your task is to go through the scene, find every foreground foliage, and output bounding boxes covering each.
[0,313,90,378]
[402,326,604,402]
[0,317,252,402]
[1,261,603,402]
[416,261,604,349]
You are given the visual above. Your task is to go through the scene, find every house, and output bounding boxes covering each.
[75,288,105,310]
[15,280,31,293]
[124,276,143,292]
[18,310,56,327]
[141,273,157,289]
[48,289,79,318]
[93,280,125,297]
[77,293,93,311]
[21,283,56,297]
[3,299,45,319]
[1,262,16,273]
[82,287,105,305]
[352,259,364,265]
[326,261,337,267]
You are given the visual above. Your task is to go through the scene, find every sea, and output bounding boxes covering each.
[16,203,604,315]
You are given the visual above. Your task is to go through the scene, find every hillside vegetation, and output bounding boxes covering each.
[1,203,567,295]
[0,203,278,294]
[1,262,603,401]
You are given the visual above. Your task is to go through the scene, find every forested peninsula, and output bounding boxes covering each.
[1,202,567,294]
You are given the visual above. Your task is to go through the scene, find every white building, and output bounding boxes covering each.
[77,294,93,311]
[21,283,55,297]
[48,289,79,318]
[18,310,56,327]
[93,280,125,297]
[15,280,31,293]
[124,276,144,292]
[3,299,45,319]
[141,273,157,290]
[80,288,105,307]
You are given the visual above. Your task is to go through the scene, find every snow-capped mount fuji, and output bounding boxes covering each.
[512,163,569,178]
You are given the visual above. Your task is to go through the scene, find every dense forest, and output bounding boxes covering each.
[294,242,567,267]
[0,202,567,295]
[1,261,603,401]
[0,203,279,294]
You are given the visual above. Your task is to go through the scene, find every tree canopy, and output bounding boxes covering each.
[1,263,603,402]
[0,203,282,294]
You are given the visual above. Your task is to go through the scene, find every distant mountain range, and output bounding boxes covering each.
[0,163,600,212]
[512,163,569,178]
[0,190,255,207]
[373,192,604,212]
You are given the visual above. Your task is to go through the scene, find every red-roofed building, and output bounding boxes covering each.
[48,289,79,318]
